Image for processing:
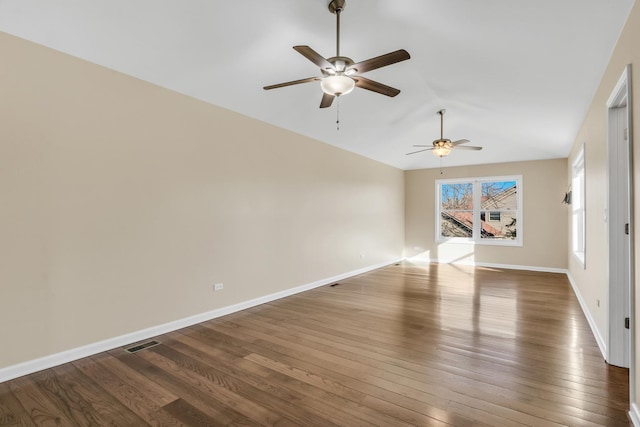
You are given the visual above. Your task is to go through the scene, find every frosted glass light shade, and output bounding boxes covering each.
[321,75,355,96]
[432,146,452,157]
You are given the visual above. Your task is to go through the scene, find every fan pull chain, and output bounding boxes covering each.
[440,157,444,175]
[336,97,340,131]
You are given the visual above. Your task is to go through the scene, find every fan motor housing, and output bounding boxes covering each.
[322,56,355,75]
[434,139,453,148]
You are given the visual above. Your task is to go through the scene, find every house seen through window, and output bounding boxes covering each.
[436,176,522,246]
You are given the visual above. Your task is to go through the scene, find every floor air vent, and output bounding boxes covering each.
[125,340,160,353]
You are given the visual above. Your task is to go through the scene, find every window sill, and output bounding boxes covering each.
[437,237,523,247]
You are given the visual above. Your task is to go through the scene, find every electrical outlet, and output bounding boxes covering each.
[214,283,224,291]
[359,253,365,259]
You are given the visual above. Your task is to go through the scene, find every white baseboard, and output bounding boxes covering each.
[565,271,608,360]
[0,258,403,383]
[630,403,640,426]
[406,257,568,274]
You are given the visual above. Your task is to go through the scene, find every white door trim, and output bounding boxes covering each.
[606,64,634,396]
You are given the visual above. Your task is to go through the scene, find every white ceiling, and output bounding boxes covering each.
[0,0,635,170]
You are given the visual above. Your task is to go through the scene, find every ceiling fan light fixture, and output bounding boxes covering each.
[432,139,453,157]
[432,146,452,157]
[321,74,355,96]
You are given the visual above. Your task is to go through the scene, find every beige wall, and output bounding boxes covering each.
[0,32,405,369]
[405,159,568,270]
[566,0,640,410]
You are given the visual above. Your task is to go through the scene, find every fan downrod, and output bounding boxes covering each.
[437,109,448,142]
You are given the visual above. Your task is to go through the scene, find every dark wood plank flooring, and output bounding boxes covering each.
[0,263,631,426]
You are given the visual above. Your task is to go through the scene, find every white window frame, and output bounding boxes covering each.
[435,175,523,246]
[572,145,586,266]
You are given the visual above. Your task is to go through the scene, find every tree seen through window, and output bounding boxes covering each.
[437,177,521,244]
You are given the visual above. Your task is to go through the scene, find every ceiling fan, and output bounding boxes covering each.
[263,0,410,108]
[406,109,483,157]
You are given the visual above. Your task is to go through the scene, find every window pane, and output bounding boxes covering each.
[440,183,473,238]
[480,181,517,210]
[571,146,585,265]
[481,211,517,240]
[572,171,583,209]
[441,183,473,210]
[480,181,517,240]
[441,210,473,237]
[572,211,584,253]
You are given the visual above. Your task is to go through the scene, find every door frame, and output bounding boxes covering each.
[606,63,634,388]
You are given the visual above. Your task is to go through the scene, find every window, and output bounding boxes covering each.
[436,175,522,246]
[489,211,501,222]
[572,146,585,266]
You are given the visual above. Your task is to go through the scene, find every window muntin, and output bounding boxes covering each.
[436,176,522,246]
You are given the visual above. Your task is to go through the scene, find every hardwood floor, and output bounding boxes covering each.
[0,263,631,426]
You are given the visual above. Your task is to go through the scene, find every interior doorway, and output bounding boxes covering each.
[606,65,633,376]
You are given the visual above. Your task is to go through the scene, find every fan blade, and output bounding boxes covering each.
[349,49,410,74]
[406,148,433,155]
[452,139,471,146]
[320,93,335,108]
[263,77,319,90]
[455,146,483,150]
[353,77,400,97]
[293,46,335,71]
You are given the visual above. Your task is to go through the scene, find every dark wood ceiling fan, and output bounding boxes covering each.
[263,0,411,108]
